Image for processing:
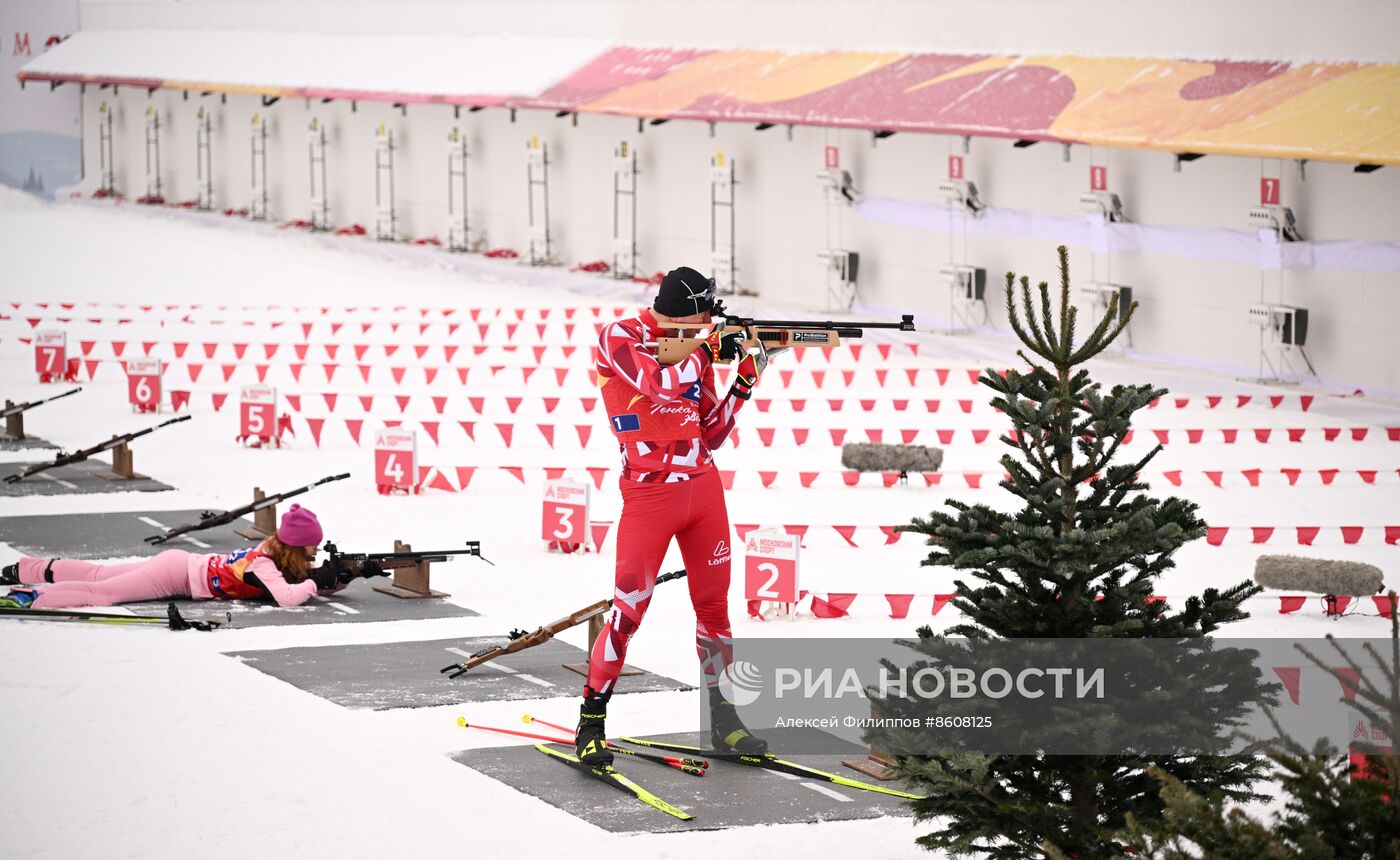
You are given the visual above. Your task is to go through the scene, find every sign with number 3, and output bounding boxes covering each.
[542,477,589,547]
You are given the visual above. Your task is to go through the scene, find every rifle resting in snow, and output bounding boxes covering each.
[439,568,687,678]
[3,414,192,483]
[3,387,83,440]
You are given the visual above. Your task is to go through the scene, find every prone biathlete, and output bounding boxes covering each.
[576,266,770,766]
[0,504,353,610]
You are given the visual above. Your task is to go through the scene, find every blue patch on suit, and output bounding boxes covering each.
[611,414,641,433]
[681,381,702,403]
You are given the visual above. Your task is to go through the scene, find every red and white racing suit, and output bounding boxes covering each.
[585,308,748,695]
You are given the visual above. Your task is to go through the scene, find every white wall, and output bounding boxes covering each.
[73,0,1400,392]
[79,0,1400,62]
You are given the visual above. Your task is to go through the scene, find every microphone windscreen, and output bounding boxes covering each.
[1253,554,1384,595]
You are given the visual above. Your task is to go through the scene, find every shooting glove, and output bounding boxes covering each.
[730,342,769,400]
[700,328,745,364]
[360,560,387,578]
[309,564,341,590]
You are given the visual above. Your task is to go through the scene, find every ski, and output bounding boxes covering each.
[534,744,695,820]
[0,602,220,631]
[616,737,925,800]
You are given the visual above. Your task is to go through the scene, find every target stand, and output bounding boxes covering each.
[372,539,450,600]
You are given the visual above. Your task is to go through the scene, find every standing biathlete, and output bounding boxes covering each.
[0,504,355,610]
[576,266,771,766]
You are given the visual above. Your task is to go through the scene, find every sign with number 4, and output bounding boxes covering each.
[126,359,163,413]
[744,528,801,608]
[542,477,589,549]
[374,428,418,494]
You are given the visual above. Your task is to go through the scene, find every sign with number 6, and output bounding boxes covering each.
[126,359,163,412]
[35,331,66,382]
[542,477,590,548]
[744,528,800,605]
[374,428,418,494]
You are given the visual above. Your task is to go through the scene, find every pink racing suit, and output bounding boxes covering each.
[16,547,321,610]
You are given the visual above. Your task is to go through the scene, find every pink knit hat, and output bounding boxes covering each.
[277,504,323,547]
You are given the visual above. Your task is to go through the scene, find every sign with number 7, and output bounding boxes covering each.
[744,528,800,605]
[35,331,66,382]
[374,428,418,494]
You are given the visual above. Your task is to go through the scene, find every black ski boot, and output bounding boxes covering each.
[0,563,18,586]
[575,688,614,767]
[710,687,769,755]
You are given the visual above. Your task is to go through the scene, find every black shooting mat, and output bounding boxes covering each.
[0,434,58,452]
[122,577,478,628]
[225,636,690,709]
[451,729,917,833]
[0,509,254,559]
[0,459,173,496]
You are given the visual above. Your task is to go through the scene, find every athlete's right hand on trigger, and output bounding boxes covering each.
[700,328,745,363]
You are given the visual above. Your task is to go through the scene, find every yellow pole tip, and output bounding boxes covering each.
[521,715,533,723]
[456,716,467,727]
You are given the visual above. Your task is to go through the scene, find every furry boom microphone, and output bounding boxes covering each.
[841,443,944,474]
[1253,555,1385,596]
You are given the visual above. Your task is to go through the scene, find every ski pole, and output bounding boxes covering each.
[456,716,573,746]
[523,715,708,772]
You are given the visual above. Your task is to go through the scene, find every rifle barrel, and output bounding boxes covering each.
[2,387,85,418]
[145,472,351,544]
[6,414,191,484]
[726,315,915,331]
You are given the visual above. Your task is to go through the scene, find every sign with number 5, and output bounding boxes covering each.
[374,428,418,493]
[542,477,589,546]
[126,358,163,412]
[35,331,66,382]
[239,385,278,445]
[744,528,800,605]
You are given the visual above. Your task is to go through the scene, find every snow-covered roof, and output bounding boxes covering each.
[19,32,1400,164]
[18,30,609,105]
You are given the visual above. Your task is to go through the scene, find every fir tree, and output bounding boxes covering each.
[880,246,1266,857]
[1121,593,1400,860]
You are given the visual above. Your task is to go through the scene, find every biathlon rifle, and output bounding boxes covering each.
[2,387,83,420]
[3,414,192,483]
[654,302,916,366]
[144,472,351,544]
[439,568,687,678]
[319,540,493,584]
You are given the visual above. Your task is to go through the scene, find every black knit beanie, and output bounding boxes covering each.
[653,267,716,317]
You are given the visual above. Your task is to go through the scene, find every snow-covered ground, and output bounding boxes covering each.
[0,187,1395,858]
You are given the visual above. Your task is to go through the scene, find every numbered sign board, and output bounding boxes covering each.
[824,146,840,169]
[239,385,277,443]
[542,478,590,545]
[948,155,964,180]
[374,428,418,492]
[1260,177,1281,205]
[35,331,66,381]
[126,358,163,412]
[1090,165,1108,192]
[744,529,801,604]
